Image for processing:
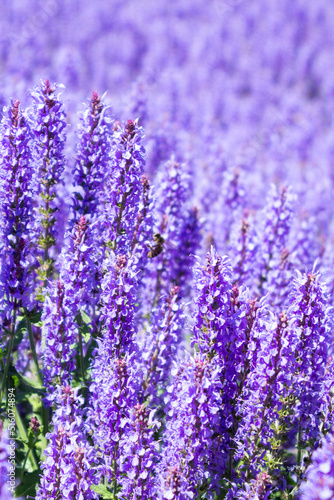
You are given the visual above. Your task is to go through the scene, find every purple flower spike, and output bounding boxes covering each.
[36,385,98,500]
[29,79,67,293]
[71,91,111,225]
[141,285,185,405]
[192,246,233,357]
[98,253,138,356]
[100,118,146,254]
[145,158,192,304]
[158,353,223,499]
[42,216,96,394]
[299,431,334,500]
[234,310,293,463]
[89,353,139,482]
[289,267,333,441]
[0,420,13,499]
[0,100,34,331]
[118,403,159,499]
[227,472,272,500]
[257,184,295,296]
[130,173,155,276]
[173,206,202,299]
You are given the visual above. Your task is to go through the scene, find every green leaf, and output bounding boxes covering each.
[15,470,41,498]
[8,366,45,395]
[80,310,92,325]
[27,311,43,327]
[13,318,27,348]
[91,484,114,499]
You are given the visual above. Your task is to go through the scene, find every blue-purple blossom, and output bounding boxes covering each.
[88,253,140,481]
[288,267,333,442]
[129,173,155,277]
[0,100,34,329]
[71,91,111,225]
[36,385,98,500]
[99,119,146,254]
[42,216,96,394]
[29,79,67,291]
[0,420,13,499]
[234,310,294,465]
[141,285,185,405]
[212,168,246,253]
[118,403,159,499]
[97,253,138,356]
[299,431,334,500]
[158,353,223,499]
[256,185,295,297]
[145,158,191,303]
[88,353,139,482]
[226,472,272,500]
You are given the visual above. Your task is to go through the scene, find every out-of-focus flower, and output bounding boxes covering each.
[299,431,334,500]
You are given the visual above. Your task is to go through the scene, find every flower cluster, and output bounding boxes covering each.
[299,431,334,500]
[0,100,34,329]
[2,2,334,497]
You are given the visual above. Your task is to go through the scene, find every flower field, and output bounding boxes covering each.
[1,1,334,499]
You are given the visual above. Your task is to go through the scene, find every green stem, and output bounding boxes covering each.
[42,405,49,436]
[25,311,42,384]
[20,436,38,481]
[297,422,301,466]
[0,309,17,404]
[78,323,86,386]
[15,406,38,470]
[113,452,117,500]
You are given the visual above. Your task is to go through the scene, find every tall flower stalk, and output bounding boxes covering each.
[30,79,67,299]
[0,100,34,401]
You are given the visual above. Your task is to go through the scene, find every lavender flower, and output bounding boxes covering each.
[227,472,272,500]
[234,310,294,466]
[97,253,138,356]
[191,247,233,357]
[129,174,155,278]
[299,431,334,500]
[173,206,202,299]
[71,91,111,225]
[158,353,223,499]
[30,79,67,294]
[88,252,140,483]
[129,80,148,127]
[36,385,98,500]
[42,216,96,394]
[229,212,259,285]
[89,353,139,483]
[99,119,145,255]
[0,421,14,499]
[141,285,185,405]
[145,158,191,304]
[118,403,159,499]
[212,167,246,252]
[257,185,295,296]
[0,100,34,330]
[288,267,333,442]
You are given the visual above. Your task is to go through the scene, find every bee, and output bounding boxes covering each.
[147,233,165,258]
